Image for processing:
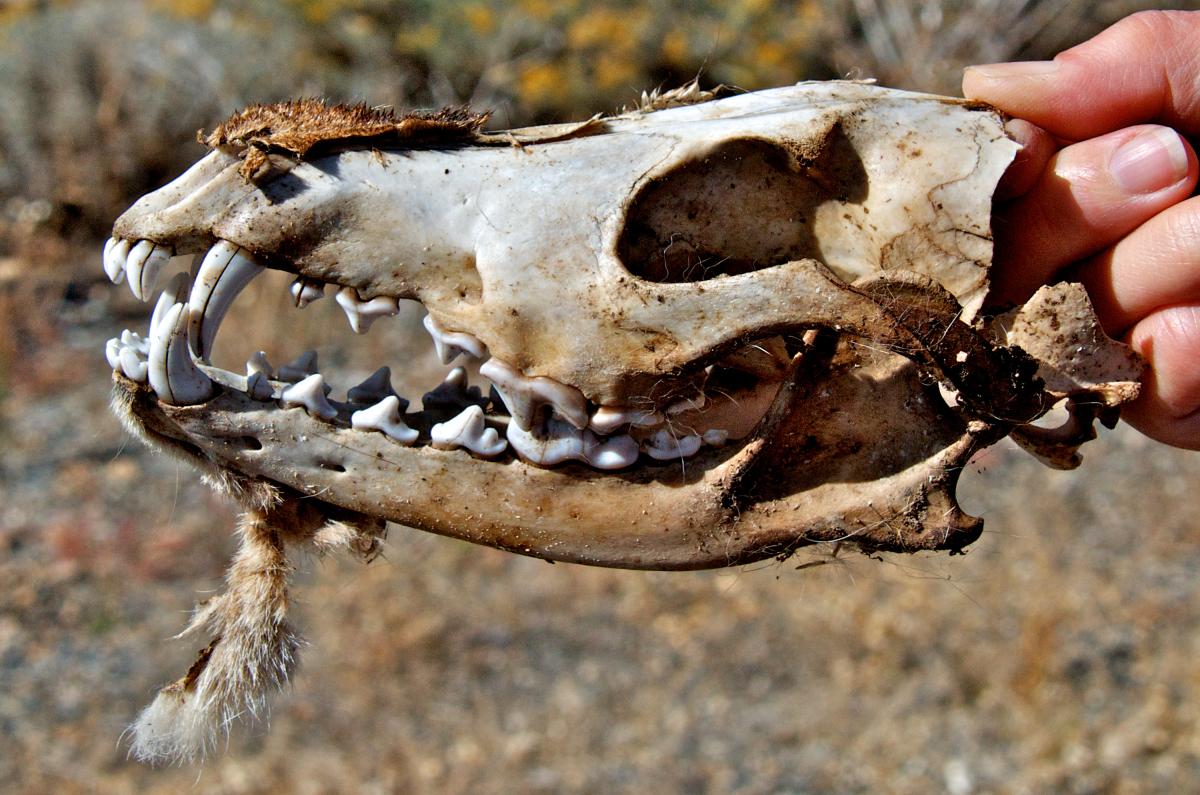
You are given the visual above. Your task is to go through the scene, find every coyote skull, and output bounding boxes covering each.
[103,82,1141,761]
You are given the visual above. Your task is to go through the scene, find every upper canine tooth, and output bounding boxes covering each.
[187,241,264,360]
[278,350,318,382]
[589,405,664,434]
[641,429,703,461]
[335,287,400,334]
[347,366,407,411]
[289,277,327,308]
[280,373,338,420]
[422,367,487,412]
[422,315,488,364]
[102,238,130,284]
[352,395,418,444]
[431,405,507,457]
[125,239,173,301]
[147,302,214,405]
[479,359,589,431]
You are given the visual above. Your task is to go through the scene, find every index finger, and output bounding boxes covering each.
[963,10,1200,141]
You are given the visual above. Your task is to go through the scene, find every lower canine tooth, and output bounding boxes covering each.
[480,359,589,430]
[423,315,488,364]
[280,373,338,420]
[431,405,506,457]
[102,238,130,284]
[148,302,214,405]
[126,240,172,301]
[188,240,264,360]
[335,287,400,334]
[352,395,418,444]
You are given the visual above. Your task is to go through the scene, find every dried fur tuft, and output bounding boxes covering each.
[201,99,490,179]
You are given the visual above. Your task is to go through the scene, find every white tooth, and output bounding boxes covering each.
[480,359,589,430]
[246,372,275,401]
[583,433,639,470]
[118,329,150,356]
[702,429,730,447]
[119,346,148,382]
[335,287,400,334]
[126,240,173,301]
[347,366,407,411]
[147,302,214,405]
[280,373,338,420]
[150,272,190,337]
[505,417,632,468]
[187,241,264,360]
[666,393,707,415]
[422,314,488,364]
[289,277,327,308]
[246,350,274,378]
[431,405,507,457]
[352,395,418,444]
[422,367,486,412]
[278,350,318,382]
[642,429,703,461]
[103,238,130,284]
[105,337,122,370]
[589,405,664,434]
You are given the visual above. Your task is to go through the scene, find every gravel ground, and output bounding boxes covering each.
[3,269,1200,794]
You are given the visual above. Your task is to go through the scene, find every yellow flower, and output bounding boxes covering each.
[463,3,496,36]
[661,29,689,67]
[519,61,570,106]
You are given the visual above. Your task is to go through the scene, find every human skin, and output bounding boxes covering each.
[963,10,1200,449]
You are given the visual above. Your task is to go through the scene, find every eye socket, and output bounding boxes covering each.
[616,130,867,283]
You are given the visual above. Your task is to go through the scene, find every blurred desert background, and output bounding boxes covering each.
[4,1,1200,792]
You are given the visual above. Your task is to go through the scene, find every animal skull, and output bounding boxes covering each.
[102,82,1141,761]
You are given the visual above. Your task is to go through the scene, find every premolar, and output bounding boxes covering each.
[335,287,400,334]
[506,417,638,470]
[431,405,507,457]
[352,395,418,444]
[423,315,488,364]
[280,373,337,420]
[422,367,487,413]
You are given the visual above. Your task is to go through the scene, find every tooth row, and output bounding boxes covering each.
[336,287,400,334]
[480,359,589,431]
[506,417,639,470]
[106,331,149,382]
[431,405,507,457]
[277,350,318,382]
[104,237,173,300]
[423,315,488,364]
[347,365,407,411]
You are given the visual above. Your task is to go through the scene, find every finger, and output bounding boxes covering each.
[963,10,1200,140]
[990,125,1197,306]
[995,119,1056,200]
[1121,303,1200,450]
[1074,196,1200,334]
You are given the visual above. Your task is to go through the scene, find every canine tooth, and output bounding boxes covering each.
[103,238,130,284]
[431,405,507,457]
[280,374,338,420]
[347,366,407,411]
[642,429,703,461]
[118,345,148,382]
[289,277,326,308]
[126,240,173,301]
[187,241,264,360]
[702,429,730,447]
[147,302,214,405]
[150,272,190,337]
[589,405,663,434]
[422,367,486,412]
[422,315,488,364]
[335,287,400,334]
[352,395,418,444]
[278,350,318,382]
[480,359,589,431]
[105,337,122,370]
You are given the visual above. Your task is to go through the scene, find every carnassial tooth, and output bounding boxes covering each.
[335,287,400,334]
[187,240,264,360]
[422,315,488,364]
[103,238,130,284]
[589,405,663,434]
[641,429,703,461]
[125,239,173,301]
[280,373,338,420]
[347,366,407,411]
[479,359,589,431]
[277,350,318,382]
[150,272,190,337]
[352,395,418,444]
[422,367,487,412]
[505,417,636,469]
[289,277,326,308]
[118,345,148,383]
[147,302,214,405]
[431,405,506,457]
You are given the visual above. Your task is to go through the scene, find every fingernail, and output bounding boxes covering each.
[1110,128,1189,195]
[966,61,1060,79]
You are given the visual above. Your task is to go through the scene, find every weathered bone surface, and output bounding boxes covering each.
[103,82,1143,762]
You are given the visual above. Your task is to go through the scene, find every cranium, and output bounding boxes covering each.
[102,82,1142,762]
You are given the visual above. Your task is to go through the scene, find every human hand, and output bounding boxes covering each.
[963,10,1200,449]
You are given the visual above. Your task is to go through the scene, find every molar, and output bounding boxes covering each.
[641,429,703,460]
[589,405,664,435]
[352,395,418,444]
[280,373,338,420]
[506,417,638,470]
[422,315,488,364]
[335,287,400,334]
[479,359,589,431]
[430,405,507,457]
